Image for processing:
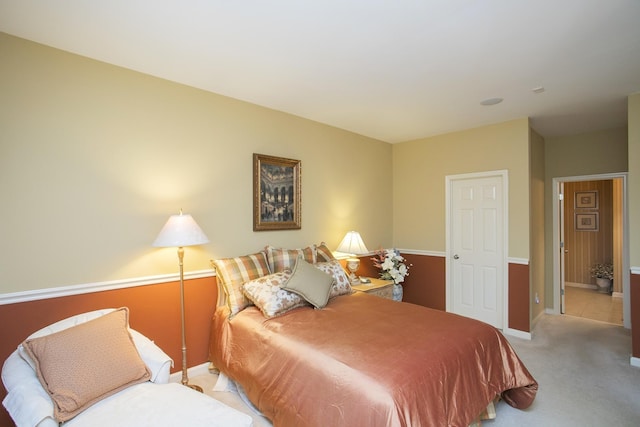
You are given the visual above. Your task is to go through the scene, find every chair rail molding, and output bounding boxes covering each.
[0,270,216,305]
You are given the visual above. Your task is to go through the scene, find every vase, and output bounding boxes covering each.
[392,284,403,302]
[595,278,612,294]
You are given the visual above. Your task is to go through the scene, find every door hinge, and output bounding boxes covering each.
[558,193,564,200]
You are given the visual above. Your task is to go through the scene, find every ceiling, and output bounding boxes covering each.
[1,1,639,143]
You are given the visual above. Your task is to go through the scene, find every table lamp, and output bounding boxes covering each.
[336,231,369,283]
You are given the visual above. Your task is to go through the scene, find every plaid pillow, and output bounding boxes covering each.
[315,242,336,262]
[265,245,316,273]
[214,252,271,315]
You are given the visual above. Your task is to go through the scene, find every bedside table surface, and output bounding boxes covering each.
[352,278,394,292]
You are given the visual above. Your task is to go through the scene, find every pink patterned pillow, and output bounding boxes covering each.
[265,245,316,273]
[314,260,353,298]
[243,272,309,318]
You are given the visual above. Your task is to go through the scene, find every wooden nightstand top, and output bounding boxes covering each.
[352,278,394,293]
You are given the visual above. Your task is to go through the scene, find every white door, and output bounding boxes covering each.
[559,183,566,314]
[447,172,506,329]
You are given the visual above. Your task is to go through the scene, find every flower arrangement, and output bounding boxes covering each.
[372,248,411,284]
[590,262,613,280]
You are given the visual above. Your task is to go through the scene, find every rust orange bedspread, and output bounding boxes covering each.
[209,292,537,427]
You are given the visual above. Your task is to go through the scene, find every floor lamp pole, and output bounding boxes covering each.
[177,246,203,392]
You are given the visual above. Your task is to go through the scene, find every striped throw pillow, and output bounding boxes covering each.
[315,242,336,262]
[214,252,271,315]
[265,245,316,273]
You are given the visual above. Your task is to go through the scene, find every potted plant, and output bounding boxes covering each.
[590,262,613,293]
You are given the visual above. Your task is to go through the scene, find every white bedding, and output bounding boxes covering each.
[2,308,253,427]
[66,382,253,427]
[3,348,253,427]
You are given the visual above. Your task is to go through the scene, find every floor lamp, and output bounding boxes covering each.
[153,210,209,392]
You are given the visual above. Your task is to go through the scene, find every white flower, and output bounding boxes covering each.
[372,248,411,284]
[398,264,407,276]
[381,258,395,271]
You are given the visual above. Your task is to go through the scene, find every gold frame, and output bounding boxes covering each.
[253,153,301,231]
[575,191,598,209]
[575,212,599,231]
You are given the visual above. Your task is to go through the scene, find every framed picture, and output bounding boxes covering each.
[575,191,598,209]
[253,153,301,231]
[575,212,599,231]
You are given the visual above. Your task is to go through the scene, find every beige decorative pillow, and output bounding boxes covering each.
[265,245,316,273]
[315,242,336,262]
[314,260,353,298]
[243,271,309,318]
[283,259,334,308]
[214,251,271,315]
[21,307,151,422]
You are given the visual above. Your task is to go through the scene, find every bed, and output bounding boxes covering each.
[209,246,538,427]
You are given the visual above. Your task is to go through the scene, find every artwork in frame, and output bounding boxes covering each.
[575,212,599,232]
[575,191,598,209]
[253,153,301,231]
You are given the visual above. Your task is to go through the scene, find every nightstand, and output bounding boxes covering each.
[352,278,394,300]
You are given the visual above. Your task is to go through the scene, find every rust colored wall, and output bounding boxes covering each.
[508,263,530,332]
[356,253,446,310]
[401,254,446,310]
[0,277,218,426]
[632,273,640,358]
[359,253,530,332]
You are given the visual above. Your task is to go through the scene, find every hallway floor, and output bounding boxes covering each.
[564,286,623,326]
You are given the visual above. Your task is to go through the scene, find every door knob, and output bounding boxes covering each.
[453,254,459,260]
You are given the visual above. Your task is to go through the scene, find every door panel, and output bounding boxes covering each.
[450,175,504,328]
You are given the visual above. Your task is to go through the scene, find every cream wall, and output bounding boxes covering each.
[529,128,546,320]
[0,33,393,294]
[630,93,640,268]
[543,127,628,309]
[392,118,531,259]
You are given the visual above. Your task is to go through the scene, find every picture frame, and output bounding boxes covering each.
[575,191,598,209]
[253,153,301,231]
[575,212,599,232]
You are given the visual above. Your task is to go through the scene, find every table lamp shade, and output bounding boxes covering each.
[336,231,369,255]
[153,213,209,248]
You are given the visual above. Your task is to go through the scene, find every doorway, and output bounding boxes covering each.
[445,170,508,329]
[552,173,629,328]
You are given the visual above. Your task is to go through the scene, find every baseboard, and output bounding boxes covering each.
[503,327,532,340]
[612,291,623,299]
[630,357,640,369]
[169,362,211,383]
[565,282,597,290]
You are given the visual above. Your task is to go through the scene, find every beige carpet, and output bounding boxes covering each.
[191,314,640,426]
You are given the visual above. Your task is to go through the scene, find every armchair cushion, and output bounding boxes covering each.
[21,307,151,422]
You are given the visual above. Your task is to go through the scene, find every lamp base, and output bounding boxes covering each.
[346,258,361,284]
[184,383,203,393]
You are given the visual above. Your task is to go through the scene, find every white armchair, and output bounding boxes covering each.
[2,308,252,427]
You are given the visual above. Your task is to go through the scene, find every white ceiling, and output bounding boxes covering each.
[1,1,639,143]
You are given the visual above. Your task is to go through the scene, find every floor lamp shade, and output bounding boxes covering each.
[153,213,209,248]
[153,211,209,392]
